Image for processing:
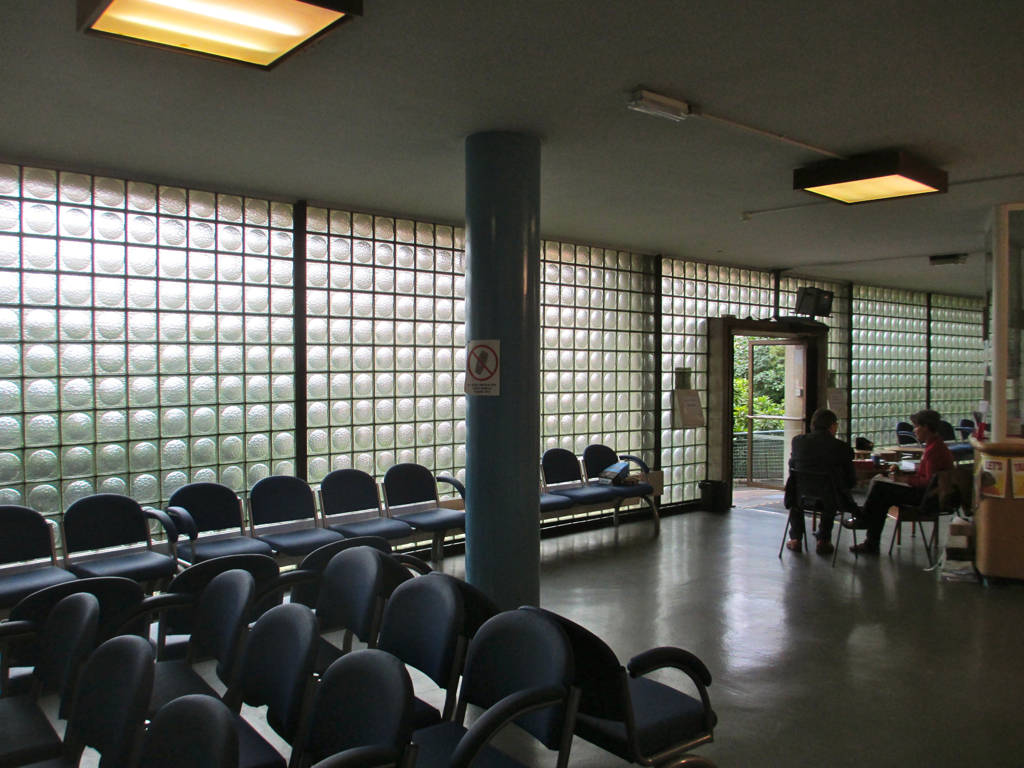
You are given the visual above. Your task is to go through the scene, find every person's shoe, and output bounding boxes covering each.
[785,539,802,552]
[842,516,868,530]
[816,539,835,556]
[849,541,880,555]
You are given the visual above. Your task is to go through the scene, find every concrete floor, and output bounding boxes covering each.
[56,504,1024,768]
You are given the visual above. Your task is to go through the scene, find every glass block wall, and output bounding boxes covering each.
[541,243,655,464]
[849,286,929,445]
[929,294,985,424]
[0,163,295,514]
[304,207,467,486]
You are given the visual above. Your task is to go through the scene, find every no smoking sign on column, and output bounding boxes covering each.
[465,340,500,396]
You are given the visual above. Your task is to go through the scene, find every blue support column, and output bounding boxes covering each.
[464,131,541,609]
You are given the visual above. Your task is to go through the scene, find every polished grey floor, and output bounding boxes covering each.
[440,504,1024,768]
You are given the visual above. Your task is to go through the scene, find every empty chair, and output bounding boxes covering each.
[0,505,76,612]
[581,445,660,534]
[424,572,499,642]
[62,494,179,587]
[937,420,957,442]
[377,572,465,728]
[321,469,414,541]
[541,448,619,507]
[540,491,575,516]
[222,602,320,768]
[0,593,99,766]
[249,475,344,558]
[313,547,412,674]
[167,482,274,563]
[295,650,416,768]
[144,569,256,715]
[139,694,239,768]
[286,536,392,610]
[524,606,717,768]
[411,610,578,768]
[956,418,975,441]
[895,421,917,446]
[382,464,466,562]
[23,634,155,768]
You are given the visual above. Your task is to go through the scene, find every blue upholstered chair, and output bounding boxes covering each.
[140,694,239,768]
[321,469,414,542]
[166,482,273,563]
[542,448,619,506]
[248,475,344,558]
[382,464,466,562]
[582,444,660,535]
[0,505,76,611]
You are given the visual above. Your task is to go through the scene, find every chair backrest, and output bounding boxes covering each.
[937,420,956,441]
[0,504,54,564]
[140,694,239,768]
[63,494,150,553]
[957,418,975,440]
[11,576,145,642]
[321,469,384,517]
[316,547,411,639]
[231,602,319,743]
[65,635,155,768]
[190,569,256,683]
[542,448,584,485]
[789,469,841,512]
[34,592,100,708]
[521,606,626,721]
[290,537,393,609]
[167,482,244,534]
[382,463,438,508]
[934,468,973,515]
[895,421,917,445]
[378,573,463,688]
[305,650,415,766]
[249,475,317,526]
[425,572,499,640]
[582,444,619,482]
[460,610,574,751]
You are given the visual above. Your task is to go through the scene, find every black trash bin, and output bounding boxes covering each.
[699,480,730,513]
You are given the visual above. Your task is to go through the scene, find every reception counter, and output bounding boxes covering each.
[970,437,1024,580]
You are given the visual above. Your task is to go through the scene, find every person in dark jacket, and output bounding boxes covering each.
[785,407,859,556]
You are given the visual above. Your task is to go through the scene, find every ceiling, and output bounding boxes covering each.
[3,1,1023,297]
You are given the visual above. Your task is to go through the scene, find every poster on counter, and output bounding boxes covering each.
[978,454,1008,498]
[1013,459,1024,499]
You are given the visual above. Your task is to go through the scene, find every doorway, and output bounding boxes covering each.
[732,338,808,489]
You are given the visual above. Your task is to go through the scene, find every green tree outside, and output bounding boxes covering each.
[733,338,786,432]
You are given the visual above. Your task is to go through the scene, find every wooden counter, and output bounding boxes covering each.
[970,437,1024,580]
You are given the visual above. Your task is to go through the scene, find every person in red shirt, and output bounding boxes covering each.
[846,409,954,554]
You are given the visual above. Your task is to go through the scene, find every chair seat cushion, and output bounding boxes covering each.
[186,535,274,563]
[413,696,442,730]
[413,722,524,768]
[592,481,655,499]
[574,676,715,761]
[68,550,178,582]
[540,493,575,513]
[0,696,63,766]
[150,659,221,715]
[235,712,287,768]
[394,509,465,533]
[329,517,414,540]
[0,566,77,610]
[258,527,344,557]
[548,485,618,505]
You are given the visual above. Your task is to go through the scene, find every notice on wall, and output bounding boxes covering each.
[827,388,848,419]
[464,340,500,396]
[674,389,705,428]
[978,454,1008,498]
[1012,458,1024,499]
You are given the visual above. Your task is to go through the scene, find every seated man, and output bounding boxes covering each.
[786,407,859,556]
[845,408,954,554]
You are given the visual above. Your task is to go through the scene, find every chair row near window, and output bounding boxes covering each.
[0,545,717,768]
[540,445,662,535]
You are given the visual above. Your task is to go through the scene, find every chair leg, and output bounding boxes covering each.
[612,500,622,529]
[889,519,899,555]
[832,511,843,567]
[648,497,661,537]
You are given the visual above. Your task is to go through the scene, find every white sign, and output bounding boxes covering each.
[674,389,705,427]
[827,387,848,418]
[465,340,500,396]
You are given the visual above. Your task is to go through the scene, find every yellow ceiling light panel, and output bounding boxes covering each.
[794,152,947,204]
[79,0,363,68]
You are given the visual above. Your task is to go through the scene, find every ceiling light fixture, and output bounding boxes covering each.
[794,151,948,204]
[627,89,690,122]
[78,0,363,68]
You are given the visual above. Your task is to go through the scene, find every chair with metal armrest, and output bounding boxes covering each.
[0,505,76,613]
[321,469,414,542]
[249,475,345,559]
[581,445,660,535]
[166,482,273,564]
[382,464,466,563]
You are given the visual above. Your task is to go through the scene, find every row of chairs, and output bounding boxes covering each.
[540,446,660,535]
[0,545,718,768]
[0,464,466,611]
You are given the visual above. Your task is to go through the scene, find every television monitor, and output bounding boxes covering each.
[794,286,834,317]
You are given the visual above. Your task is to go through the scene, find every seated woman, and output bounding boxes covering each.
[846,409,953,554]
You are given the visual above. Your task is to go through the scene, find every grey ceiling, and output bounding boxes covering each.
[3,0,1023,297]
